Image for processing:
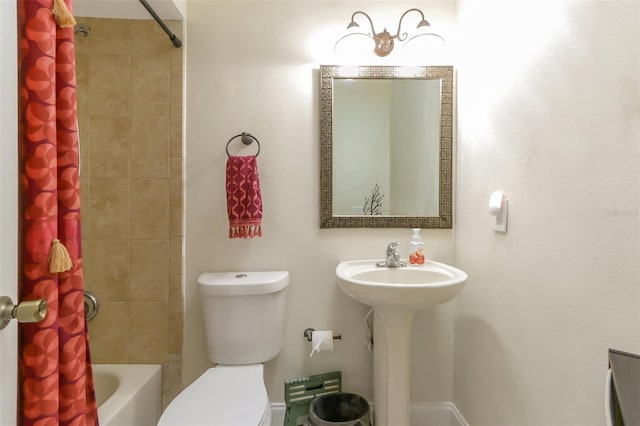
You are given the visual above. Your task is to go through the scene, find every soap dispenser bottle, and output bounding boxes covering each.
[408,228,425,265]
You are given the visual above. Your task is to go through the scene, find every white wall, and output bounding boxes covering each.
[333,81,391,215]
[73,0,183,20]
[454,1,640,424]
[390,80,441,216]
[0,1,18,424]
[184,1,458,404]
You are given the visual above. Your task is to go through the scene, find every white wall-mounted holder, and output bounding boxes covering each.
[489,191,508,233]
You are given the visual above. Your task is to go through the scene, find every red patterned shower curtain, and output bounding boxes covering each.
[17,0,98,424]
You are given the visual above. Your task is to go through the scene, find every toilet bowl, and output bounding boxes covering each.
[158,365,271,426]
[157,271,289,426]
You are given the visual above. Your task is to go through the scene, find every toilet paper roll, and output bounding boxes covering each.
[309,330,334,357]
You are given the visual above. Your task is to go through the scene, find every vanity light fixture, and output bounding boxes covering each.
[338,8,444,57]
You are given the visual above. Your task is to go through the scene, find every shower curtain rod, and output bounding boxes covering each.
[138,0,182,48]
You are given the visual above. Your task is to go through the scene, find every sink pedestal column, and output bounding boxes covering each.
[373,307,416,426]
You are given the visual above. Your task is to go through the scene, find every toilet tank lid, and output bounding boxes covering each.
[198,271,289,296]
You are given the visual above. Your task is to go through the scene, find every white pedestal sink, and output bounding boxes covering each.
[336,260,468,426]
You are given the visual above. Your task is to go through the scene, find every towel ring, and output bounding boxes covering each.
[226,132,261,157]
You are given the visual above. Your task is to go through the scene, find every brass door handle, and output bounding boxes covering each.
[0,296,48,330]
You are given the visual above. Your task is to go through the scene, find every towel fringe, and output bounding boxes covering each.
[49,238,73,273]
[229,225,262,239]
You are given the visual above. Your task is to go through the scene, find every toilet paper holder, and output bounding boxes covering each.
[304,327,342,341]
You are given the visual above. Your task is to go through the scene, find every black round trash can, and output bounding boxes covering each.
[308,393,371,426]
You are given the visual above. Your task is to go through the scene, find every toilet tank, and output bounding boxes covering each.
[198,271,289,365]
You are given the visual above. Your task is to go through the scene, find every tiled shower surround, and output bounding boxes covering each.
[75,17,184,408]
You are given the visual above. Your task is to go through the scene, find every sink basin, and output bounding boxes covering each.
[336,259,468,309]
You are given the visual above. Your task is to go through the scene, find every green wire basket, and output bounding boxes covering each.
[284,371,342,426]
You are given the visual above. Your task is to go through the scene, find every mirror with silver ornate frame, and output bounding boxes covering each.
[320,65,453,228]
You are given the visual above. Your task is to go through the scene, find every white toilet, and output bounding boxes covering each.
[158,271,289,426]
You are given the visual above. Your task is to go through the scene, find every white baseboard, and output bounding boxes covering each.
[271,403,286,426]
[410,402,468,426]
[271,401,468,426]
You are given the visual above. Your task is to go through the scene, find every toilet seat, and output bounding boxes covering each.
[158,364,270,426]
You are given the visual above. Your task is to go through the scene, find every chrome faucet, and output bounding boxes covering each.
[376,242,407,268]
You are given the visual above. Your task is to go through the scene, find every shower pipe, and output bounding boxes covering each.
[138,0,182,48]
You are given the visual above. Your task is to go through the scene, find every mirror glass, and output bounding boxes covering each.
[320,65,453,228]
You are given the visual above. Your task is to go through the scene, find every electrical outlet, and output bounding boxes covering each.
[493,200,508,233]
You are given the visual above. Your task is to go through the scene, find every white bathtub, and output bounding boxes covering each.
[93,364,162,426]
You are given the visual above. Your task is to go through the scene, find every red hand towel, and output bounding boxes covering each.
[226,155,263,238]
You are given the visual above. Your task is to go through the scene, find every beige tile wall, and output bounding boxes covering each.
[75,17,184,408]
